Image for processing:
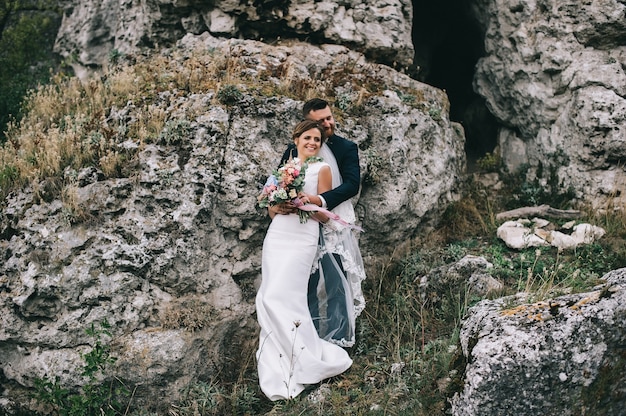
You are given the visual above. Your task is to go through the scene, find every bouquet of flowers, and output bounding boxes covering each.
[258,157,316,223]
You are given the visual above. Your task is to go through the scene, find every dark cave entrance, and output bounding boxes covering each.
[410,0,500,170]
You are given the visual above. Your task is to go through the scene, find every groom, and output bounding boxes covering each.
[270,98,361,343]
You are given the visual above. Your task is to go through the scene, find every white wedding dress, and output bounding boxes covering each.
[256,161,353,401]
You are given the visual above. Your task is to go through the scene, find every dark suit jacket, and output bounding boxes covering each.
[280,134,360,211]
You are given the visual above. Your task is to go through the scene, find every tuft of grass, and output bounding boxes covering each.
[216,84,243,106]
[591,193,626,254]
[161,298,217,332]
[438,185,496,239]
[476,151,500,172]
[158,118,192,146]
[168,380,225,416]
[363,148,384,185]
[60,183,92,225]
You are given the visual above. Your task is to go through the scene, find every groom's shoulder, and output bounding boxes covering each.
[330,134,356,148]
[332,133,347,141]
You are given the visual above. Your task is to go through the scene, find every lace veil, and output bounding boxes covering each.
[308,144,367,347]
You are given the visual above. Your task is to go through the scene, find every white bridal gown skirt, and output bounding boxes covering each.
[256,213,353,401]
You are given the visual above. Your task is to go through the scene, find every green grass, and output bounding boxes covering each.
[154,192,624,415]
[33,320,132,416]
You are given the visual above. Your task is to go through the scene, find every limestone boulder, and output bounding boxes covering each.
[0,35,463,410]
[54,0,414,74]
[472,0,626,208]
[451,268,626,416]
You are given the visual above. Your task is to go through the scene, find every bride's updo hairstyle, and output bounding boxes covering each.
[292,119,327,144]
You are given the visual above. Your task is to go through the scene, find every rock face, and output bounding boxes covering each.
[4,0,626,412]
[52,0,626,209]
[472,0,626,207]
[0,34,464,410]
[417,255,503,304]
[54,0,414,72]
[451,268,626,416]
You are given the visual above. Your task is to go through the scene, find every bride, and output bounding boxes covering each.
[256,120,352,401]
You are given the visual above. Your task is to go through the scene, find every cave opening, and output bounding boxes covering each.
[411,0,500,170]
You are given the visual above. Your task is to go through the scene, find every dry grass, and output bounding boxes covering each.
[161,298,216,332]
[1,45,428,207]
[60,183,92,224]
[593,193,626,238]
[1,50,222,192]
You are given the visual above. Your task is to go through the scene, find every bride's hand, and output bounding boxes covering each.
[269,202,297,216]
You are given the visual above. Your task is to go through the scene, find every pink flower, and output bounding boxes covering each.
[257,157,314,223]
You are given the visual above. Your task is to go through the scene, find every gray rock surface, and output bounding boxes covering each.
[54,0,414,72]
[451,268,626,416]
[472,0,626,207]
[0,34,464,410]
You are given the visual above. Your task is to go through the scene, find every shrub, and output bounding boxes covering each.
[217,84,243,105]
[476,152,500,172]
[33,320,132,415]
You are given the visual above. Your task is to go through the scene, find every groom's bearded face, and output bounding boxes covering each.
[307,106,335,137]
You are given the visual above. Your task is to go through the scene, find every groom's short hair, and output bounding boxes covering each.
[302,98,330,118]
